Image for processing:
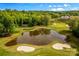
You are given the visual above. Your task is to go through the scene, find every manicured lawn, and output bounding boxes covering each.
[49,22,70,32]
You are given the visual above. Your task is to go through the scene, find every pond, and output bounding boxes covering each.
[5,27,67,46]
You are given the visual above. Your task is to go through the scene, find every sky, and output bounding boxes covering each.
[0,3,79,11]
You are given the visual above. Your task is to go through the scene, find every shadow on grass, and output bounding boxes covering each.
[5,38,17,46]
[59,30,79,56]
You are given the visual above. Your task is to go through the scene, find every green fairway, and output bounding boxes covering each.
[49,22,70,32]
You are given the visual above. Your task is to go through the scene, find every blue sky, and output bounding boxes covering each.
[0,3,79,11]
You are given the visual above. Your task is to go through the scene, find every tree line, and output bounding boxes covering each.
[0,9,51,36]
[0,9,79,37]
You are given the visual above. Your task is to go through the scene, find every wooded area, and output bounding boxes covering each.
[0,9,79,37]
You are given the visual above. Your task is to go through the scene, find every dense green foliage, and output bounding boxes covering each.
[0,9,79,37]
[0,10,51,36]
[71,20,79,37]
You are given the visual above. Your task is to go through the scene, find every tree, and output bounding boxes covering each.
[69,19,79,38]
[0,23,4,33]
[40,14,50,26]
[1,12,16,34]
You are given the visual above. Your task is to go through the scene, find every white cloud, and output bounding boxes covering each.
[71,8,78,10]
[49,8,65,11]
[64,4,70,7]
[53,5,62,7]
[57,8,65,11]
[49,5,52,7]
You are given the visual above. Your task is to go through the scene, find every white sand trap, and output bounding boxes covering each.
[52,43,64,50]
[52,43,71,50]
[62,44,71,48]
[17,46,35,52]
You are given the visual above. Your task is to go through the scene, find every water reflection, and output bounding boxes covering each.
[30,28,50,36]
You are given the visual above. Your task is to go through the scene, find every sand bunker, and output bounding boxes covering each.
[52,43,71,50]
[17,46,35,52]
